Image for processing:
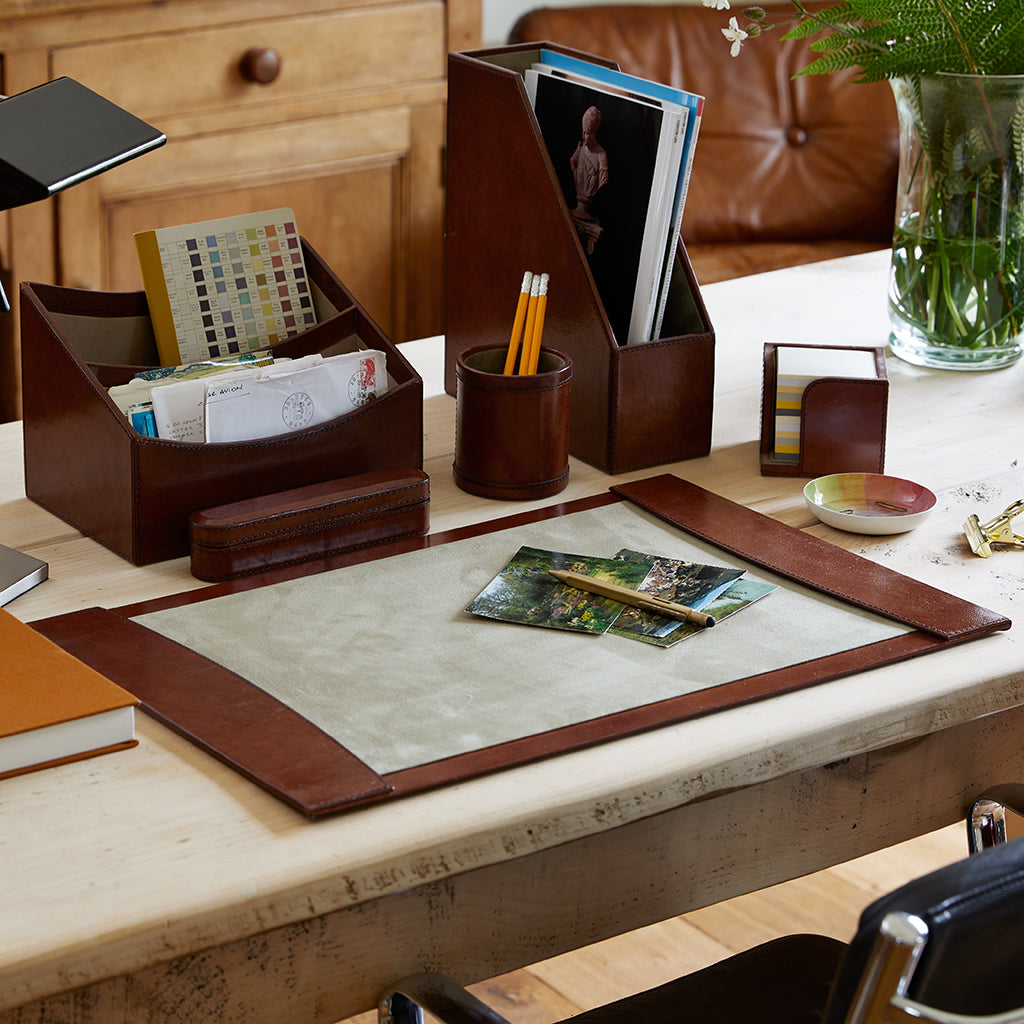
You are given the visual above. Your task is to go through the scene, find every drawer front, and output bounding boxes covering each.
[57,106,426,337]
[51,4,445,122]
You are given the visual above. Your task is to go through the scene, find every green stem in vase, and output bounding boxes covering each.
[716,1,1024,367]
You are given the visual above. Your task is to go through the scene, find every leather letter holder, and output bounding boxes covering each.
[20,242,423,565]
[444,45,715,474]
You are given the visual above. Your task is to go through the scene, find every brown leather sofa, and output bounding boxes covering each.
[508,3,899,284]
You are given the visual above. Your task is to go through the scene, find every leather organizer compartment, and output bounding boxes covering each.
[20,241,423,565]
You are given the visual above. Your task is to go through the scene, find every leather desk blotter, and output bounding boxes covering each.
[30,475,1010,819]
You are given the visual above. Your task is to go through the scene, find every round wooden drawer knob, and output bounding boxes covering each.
[239,47,282,84]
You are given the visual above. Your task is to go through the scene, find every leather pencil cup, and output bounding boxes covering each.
[453,345,572,500]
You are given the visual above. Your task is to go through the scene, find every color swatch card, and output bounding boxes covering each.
[135,208,318,367]
[773,345,879,462]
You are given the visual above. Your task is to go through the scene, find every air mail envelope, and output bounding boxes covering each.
[151,377,207,442]
[150,354,323,442]
[204,349,388,443]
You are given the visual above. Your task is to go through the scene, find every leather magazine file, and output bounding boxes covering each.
[444,45,715,474]
[760,342,889,477]
[30,474,1011,820]
[20,241,423,565]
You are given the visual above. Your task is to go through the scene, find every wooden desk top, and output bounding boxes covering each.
[2,250,1023,1015]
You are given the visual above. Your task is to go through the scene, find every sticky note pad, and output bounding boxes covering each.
[773,346,879,463]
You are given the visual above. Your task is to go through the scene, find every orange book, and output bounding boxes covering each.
[0,610,139,780]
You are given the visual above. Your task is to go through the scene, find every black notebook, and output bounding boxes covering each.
[0,544,48,606]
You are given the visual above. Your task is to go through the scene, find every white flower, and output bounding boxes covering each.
[722,16,748,56]
[702,0,730,8]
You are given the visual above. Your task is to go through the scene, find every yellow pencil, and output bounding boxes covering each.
[525,272,549,375]
[503,271,534,375]
[517,274,542,375]
[548,569,716,628]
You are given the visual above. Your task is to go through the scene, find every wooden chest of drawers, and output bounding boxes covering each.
[0,0,479,419]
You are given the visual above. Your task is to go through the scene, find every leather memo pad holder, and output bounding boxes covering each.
[30,474,1010,820]
[445,45,715,475]
[20,241,423,566]
[760,342,889,478]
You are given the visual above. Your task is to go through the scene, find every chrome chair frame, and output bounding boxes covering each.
[844,912,1024,1024]
[380,788,1024,1024]
[380,973,512,1024]
[967,784,1024,853]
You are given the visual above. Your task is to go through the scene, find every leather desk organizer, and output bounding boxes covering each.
[189,468,430,582]
[20,241,423,565]
[444,45,715,475]
[759,342,888,478]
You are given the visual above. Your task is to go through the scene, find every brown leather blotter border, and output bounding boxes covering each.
[34,607,392,819]
[30,475,1010,819]
[759,342,889,478]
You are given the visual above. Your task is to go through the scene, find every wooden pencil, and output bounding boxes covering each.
[548,569,716,627]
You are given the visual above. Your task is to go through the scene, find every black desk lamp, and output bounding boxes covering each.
[0,77,166,311]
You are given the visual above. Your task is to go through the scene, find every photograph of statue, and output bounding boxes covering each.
[570,105,608,252]
[528,68,667,345]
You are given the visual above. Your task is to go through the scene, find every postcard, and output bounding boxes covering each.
[466,546,653,634]
[612,576,779,648]
[466,546,760,644]
[204,349,387,443]
[608,548,744,639]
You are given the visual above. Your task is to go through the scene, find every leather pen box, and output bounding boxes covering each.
[189,468,429,582]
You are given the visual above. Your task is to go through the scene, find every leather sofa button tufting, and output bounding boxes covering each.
[787,124,810,146]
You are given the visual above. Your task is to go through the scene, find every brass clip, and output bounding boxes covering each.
[964,499,1024,557]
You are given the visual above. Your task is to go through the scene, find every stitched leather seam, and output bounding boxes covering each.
[195,479,426,530]
[453,466,569,491]
[193,525,429,579]
[194,495,429,548]
[455,377,568,394]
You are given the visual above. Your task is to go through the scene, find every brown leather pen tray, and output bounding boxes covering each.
[189,468,430,582]
[20,241,423,565]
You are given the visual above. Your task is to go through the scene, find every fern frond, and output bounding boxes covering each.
[773,0,1024,79]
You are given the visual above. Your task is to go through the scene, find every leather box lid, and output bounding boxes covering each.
[189,468,430,582]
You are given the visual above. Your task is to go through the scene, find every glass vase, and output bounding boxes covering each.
[888,74,1024,370]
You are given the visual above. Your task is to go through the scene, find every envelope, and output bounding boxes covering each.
[108,350,278,416]
[204,349,388,443]
[148,355,322,442]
